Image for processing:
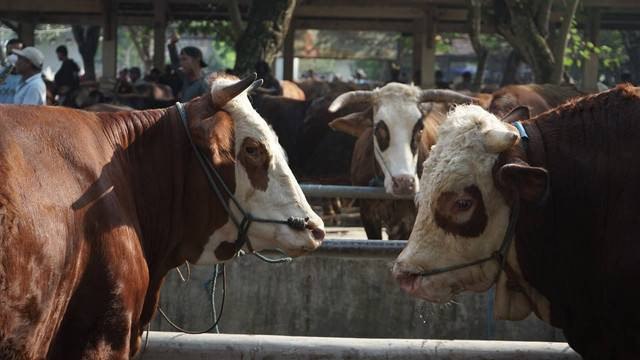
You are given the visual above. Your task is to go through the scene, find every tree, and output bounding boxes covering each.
[233,0,297,75]
[126,26,153,72]
[72,25,101,80]
[622,31,640,83]
[467,0,488,91]
[494,0,578,84]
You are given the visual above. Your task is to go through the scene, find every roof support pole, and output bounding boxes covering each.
[283,25,295,80]
[102,0,118,79]
[153,0,168,71]
[18,22,35,47]
[413,7,436,88]
[582,9,601,92]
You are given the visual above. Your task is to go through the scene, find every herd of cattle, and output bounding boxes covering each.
[0,72,637,359]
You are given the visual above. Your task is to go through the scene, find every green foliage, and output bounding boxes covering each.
[564,19,626,70]
[175,20,236,46]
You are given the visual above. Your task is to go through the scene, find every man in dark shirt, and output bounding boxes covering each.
[167,34,209,102]
[54,45,80,98]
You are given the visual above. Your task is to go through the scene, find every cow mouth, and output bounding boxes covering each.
[394,271,458,303]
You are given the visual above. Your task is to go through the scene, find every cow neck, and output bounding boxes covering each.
[101,96,232,273]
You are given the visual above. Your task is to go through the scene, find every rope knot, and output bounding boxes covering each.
[287,216,308,230]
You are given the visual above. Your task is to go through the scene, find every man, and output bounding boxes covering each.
[54,45,80,106]
[13,46,46,105]
[168,34,209,102]
[255,60,282,95]
[435,70,450,89]
[0,38,24,104]
[454,71,473,91]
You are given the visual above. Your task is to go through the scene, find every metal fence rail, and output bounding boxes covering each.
[262,239,407,259]
[300,184,414,200]
[142,332,580,360]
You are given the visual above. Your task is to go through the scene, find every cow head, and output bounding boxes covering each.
[191,74,325,264]
[392,104,548,304]
[328,83,476,196]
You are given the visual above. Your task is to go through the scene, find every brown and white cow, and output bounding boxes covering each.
[0,73,324,359]
[329,83,476,196]
[393,85,640,358]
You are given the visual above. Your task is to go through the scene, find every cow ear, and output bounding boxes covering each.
[501,106,530,124]
[328,109,372,137]
[192,112,234,166]
[498,163,549,204]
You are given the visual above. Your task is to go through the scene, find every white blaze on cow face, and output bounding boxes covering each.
[197,77,325,264]
[371,84,423,196]
[392,105,519,303]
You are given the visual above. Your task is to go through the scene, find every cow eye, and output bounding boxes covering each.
[245,145,258,156]
[454,199,473,211]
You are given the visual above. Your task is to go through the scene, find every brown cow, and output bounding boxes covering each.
[0,73,324,359]
[488,83,584,117]
[393,86,640,358]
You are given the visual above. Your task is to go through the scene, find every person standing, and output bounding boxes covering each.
[13,47,46,105]
[54,45,80,94]
[0,38,24,104]
[168,34,209,102]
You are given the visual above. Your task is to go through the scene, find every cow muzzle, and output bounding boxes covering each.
[391,175,417,195]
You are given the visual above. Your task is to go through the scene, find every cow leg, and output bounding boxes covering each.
[359,200,382,239]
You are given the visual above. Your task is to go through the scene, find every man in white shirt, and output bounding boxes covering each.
[13,47,46,105]
[0,38,24,104]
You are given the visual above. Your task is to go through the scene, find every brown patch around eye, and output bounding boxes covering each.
[411,120,424,155]
[374,121,390,151]
[433,185,487,237]
[237,137,271,191]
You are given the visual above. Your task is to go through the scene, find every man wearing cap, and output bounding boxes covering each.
[0,38,24,104]
[168,34,209,102]
[13,46,46,105]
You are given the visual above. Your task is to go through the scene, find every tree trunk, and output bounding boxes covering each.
[622,31,640,84]
[226,0,245,41]
[233,0,297,75]
[501,49,522,86]
[549,0,580,84]
[127,26,154,72]
[495,0,570,84]
[72,25,101,81]
[467,0,488,92]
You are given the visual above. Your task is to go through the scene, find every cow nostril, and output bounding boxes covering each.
[311,227,325,241]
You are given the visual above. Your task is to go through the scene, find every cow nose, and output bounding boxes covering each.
[392,175,416,195]
[306,220,326,241]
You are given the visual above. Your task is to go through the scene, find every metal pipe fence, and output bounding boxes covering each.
[300,184,414,200]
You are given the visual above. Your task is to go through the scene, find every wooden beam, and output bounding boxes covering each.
[295,5,424,20]
[102,0,118,79]
[0,0,101,13]
[283,26,294,81]
[293,18,414,32]
[18,22,35,47]
[153,0,167,70]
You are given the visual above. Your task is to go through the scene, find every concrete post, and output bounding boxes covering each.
[283,26,295,81]
[153,0,168,70]
[102,0,118,79]
[582,9,601,92]
[19,22,35,47]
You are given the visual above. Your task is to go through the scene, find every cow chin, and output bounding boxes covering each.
[394,264,498,304]
[247,223,321,258]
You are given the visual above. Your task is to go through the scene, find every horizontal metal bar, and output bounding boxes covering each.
[300,184,414,200]
[259,239,407,260]
[143,332,580,359]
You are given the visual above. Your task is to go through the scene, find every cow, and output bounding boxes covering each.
[488,83,584,117]
[327,83,475,239]
[0,73,325,359]
[392,85,640,359]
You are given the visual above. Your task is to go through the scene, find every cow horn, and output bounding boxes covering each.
[419,89,478,104]
[482,125,518,153]
[212,72,258,108]
[329,90,374,112]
